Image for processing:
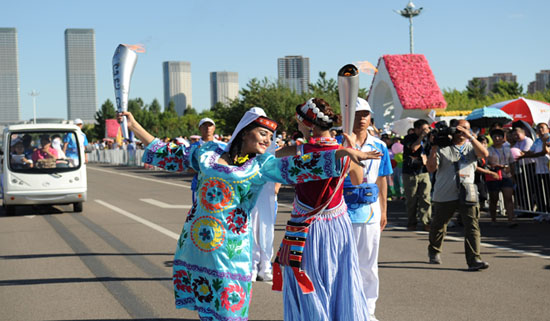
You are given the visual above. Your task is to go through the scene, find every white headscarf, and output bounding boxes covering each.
[52,137,66,159]
[225,107,271,152]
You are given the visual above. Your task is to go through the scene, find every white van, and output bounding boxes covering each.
[1,124,87,215]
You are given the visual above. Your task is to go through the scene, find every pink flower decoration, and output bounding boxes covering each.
[381,54,447,110]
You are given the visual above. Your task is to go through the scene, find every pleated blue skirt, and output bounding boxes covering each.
[282,199,370,321]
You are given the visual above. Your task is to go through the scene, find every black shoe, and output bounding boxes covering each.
[468,260,489,271]
[429,252,442,264]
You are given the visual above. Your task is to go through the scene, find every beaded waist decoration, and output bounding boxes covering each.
[291,197,347,219]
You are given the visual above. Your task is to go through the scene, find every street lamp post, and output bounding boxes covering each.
[395,1,423,54]
[29,90,40,124]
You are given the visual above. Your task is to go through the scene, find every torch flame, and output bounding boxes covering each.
[355,60,378,75]
[123,43,146,53]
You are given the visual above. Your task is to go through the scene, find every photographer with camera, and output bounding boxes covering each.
[426,119,490,271]
[402,119,432,231]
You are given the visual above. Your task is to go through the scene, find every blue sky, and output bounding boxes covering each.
[3,0,549,121]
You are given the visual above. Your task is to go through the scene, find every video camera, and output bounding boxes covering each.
[430,120,457,147]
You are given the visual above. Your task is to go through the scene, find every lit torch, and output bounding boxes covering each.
[338,64,360,136]
[112,44,143,139]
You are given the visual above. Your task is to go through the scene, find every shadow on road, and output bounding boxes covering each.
[379,260,467,272]
[0,276,172,286]
[50,319,279,321]
[0,204,68,217]
[48,318,199,321]
[0,252,173,260]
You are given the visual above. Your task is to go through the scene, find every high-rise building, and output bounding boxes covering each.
[470,72,517,96]
[210,71,239,107]
[278,55,310,95]
[163,61,192,116]
[0,28,20,124]
[65,28,97,123]
[535,70,550,92]
[528,81,536,95]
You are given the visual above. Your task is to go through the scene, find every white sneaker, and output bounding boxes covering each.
[251,270,257,283]
[369,314,379,321]
[258,270,273,282]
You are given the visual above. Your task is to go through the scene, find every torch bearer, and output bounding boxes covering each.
[112,44,138,139]
[337,64,360,136]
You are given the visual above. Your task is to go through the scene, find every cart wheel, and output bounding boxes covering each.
[73,202,83,213]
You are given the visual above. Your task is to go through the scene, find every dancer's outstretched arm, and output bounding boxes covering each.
[117,112,155,146]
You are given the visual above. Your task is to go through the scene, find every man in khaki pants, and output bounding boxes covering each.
[426,119,490,271]
[402,119,432,231]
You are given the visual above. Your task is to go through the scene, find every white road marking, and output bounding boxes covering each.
[140,198,192,209]
[88,166,191,189]
[389,224,550,260]
[278,203,293,209]
[95,200,179,240]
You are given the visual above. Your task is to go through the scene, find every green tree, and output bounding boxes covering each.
[466,79,486,100]
[492,81,523,96]
[184,107,197,115]
[94,99,116,139]
[149,99,162,114]
[81,124,96,141]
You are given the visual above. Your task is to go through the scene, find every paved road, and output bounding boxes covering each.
[1,164,549,321]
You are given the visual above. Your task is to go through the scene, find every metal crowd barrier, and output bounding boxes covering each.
[88,149,145,167]
[513,159,550,217]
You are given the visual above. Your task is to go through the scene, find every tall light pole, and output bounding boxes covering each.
[29,90,40,124]
[395,1,423,54]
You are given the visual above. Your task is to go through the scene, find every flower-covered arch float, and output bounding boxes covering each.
[367,54,447,129]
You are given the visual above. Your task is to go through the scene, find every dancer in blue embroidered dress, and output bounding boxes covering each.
[272,98,378,321]
[118,107,380,321]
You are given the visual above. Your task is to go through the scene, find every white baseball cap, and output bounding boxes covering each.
[199,117,215,127]
[74,118,83,125]
[356,98,372,113]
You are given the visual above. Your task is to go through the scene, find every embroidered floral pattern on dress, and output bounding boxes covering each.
[292,152,321,170]
[287,152,325,180]
[143,140,193,172]
[192,276,214,303]
[296,172,323,184]
[220,284,246,313]
[200,177,234,213]
[173,270,193,293]
[190,216,226,252]
[173,260,251,282]
[157,156,184,171]
[226,208,248,234]
[186,203,197,223]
